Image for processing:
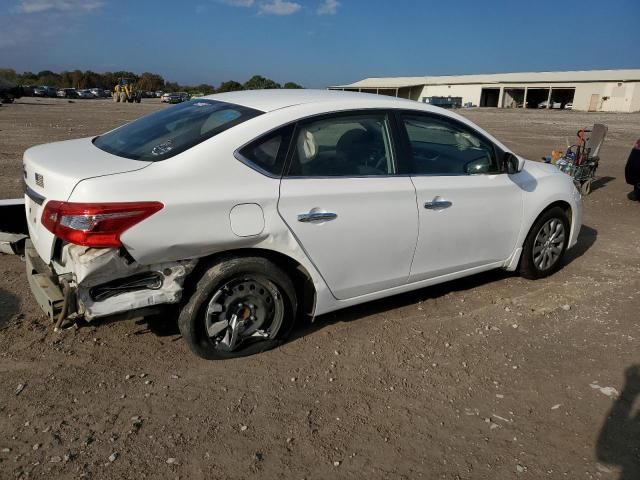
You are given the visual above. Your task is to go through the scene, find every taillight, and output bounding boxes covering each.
[634,139,640,150]
[41,201,163,248]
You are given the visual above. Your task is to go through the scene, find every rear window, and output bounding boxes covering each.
[93,99,262,161]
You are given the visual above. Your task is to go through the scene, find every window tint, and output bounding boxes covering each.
[287,113,395,177]
[401,114,496,175]
[237,125,293,176]
[94,100,262,161]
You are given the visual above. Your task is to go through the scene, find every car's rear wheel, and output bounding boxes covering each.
[519,207,569,279]
[178,257,297,359]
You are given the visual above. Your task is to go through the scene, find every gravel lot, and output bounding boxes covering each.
[1,97,639,479]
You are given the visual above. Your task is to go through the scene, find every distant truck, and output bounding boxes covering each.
[0,77,24,104]
[113,77,142,103]
[422,96,462,109]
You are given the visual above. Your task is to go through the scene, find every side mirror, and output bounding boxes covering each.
[503,152,524,174]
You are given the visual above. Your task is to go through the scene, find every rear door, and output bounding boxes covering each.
[396,111,523,282]
[277,110,418,300]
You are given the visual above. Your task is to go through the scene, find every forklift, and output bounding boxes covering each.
[113,77,142,103]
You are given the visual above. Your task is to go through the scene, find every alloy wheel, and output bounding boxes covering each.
[532,218,566,271]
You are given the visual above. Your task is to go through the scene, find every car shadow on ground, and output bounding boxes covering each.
[292,224,598,341]
[0,287,20,329]
[110,225,598,342]
[591,176,615,193]
[134,310,182,338]
[564,225,597,264]
[596,364,640,480]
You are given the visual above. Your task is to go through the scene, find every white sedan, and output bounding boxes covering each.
[22,90,582,359]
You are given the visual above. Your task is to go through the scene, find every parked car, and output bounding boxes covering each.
[57,88,78,99]
[89,88,109,98]
[21,90,582,359]
[625,138,640,200]
[34,86,57,97]
[537,100,563,109]
[155,90,164,98]
[76,89,95,99]
[0,77,23,103]
[564,102,573,110]
[162,92,188,104]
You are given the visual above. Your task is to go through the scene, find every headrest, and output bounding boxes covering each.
[336,128,370,154]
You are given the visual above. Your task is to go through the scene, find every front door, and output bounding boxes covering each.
[396,111,523,281]
[278,111,418,300]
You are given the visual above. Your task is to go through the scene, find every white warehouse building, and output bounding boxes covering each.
[329,69,640,112]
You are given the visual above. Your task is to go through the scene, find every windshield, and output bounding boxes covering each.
[93,99,262,161]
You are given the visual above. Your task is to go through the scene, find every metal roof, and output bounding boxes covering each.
[331,69,640,89]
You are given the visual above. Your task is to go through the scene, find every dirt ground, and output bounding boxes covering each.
[1,97,639,480]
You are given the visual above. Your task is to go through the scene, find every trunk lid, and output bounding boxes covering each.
[23,137,150,263]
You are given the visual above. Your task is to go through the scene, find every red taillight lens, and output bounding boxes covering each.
[41,201,163,248]
[634,139,640,150]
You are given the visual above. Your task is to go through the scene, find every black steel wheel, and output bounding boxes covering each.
[178,257,297,359]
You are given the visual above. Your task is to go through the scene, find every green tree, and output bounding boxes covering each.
[283,82,303,89]
[216,80,243,93]
[138,72,165,91]
[20,72,38,85]
[164,81,180,92]
[190,83,215,95]
[0,68,19,82]
[243,75,280,90]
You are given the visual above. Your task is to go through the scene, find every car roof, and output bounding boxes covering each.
[203,89,426,113]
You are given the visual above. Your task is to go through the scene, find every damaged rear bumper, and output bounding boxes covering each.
[25,240,66,321]
[24,239,197,324]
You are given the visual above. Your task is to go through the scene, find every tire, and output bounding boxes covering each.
[178,256,297,360]
[120,92,127,103]
[113,92,119,102]
[519,206,570,280]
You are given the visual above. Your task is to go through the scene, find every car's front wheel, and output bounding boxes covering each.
[178,257,297,359]
[519,206,570,279]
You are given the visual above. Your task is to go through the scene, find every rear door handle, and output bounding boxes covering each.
[424,199,452,210]
[297,209,338,223]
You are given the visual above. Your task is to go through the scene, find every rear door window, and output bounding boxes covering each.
[94,100,262,161]
[286,112,396,177]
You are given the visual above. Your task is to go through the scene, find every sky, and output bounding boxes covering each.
[0,0,639,88]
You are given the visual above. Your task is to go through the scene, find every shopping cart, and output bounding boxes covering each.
[555,124,608,195]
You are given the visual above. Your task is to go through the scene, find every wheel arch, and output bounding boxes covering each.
[505,199,574,271]
[523,199,573,249]
[537,200,572,226]
[184,247,317,319]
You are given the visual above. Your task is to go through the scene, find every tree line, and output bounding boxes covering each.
[0,68,303,94]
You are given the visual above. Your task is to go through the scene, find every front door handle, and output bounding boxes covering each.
[424,199,452,210]
[297,209,338,223]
